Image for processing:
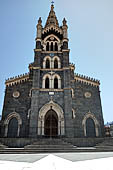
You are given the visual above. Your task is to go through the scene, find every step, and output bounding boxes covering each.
[25,145,74,149]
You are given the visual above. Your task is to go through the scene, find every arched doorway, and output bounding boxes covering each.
[7,117,18,138]
[86,118,96,137]
[44,109,58,137]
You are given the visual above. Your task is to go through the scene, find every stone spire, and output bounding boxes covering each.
[45,4,59,28]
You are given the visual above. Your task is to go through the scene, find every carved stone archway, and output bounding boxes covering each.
[38,101,64,136]
[4,112,22,137]
[82,111,99,137]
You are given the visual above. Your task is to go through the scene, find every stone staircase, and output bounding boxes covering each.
[0,138,77,154]
[24,138,76,152]
[0,142,7,149]
[96,137,113,151]
[0,138,113,153]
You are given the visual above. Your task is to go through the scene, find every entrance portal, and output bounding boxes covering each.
[44,109,58,137]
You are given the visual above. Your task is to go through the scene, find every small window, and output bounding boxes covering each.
[55,42,58,51]
[54,77,58,89]
[51,42,53,51]
[45,77,49,89]
[54,59,58,68]
[46,59,50,68]
[46,42,49,51]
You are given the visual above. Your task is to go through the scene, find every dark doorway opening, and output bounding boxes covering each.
[7,118,18,138]
[86,118,96,137]
[44,109,58,137]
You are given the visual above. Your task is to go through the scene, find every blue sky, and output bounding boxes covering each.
[0,0,113,123]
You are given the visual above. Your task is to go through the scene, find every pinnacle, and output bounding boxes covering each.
[45,4,59,28]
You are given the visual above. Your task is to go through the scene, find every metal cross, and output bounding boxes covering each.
[51,1,54,5]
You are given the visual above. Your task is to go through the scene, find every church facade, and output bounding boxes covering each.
[0,5,104,139]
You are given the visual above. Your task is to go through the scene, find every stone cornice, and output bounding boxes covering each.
[74,73,100,87]
[5,73,29,87]
[62,49,70,52]
[29,66,41,70]
[34,49,42,52]
[35,38,41,42]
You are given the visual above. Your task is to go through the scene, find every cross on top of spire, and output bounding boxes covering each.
[51,1,54,5]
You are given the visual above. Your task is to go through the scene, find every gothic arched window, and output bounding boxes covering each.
[45,77,49,89]
[54,59,58,68]
[46,59,50,68]
[55,42,58,51]
[46,42,49,51]
[54,77,58,89]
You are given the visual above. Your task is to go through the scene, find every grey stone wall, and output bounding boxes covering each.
[1,80,32,137]
[72,81,104,137]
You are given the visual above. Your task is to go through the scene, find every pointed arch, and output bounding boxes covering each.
[52,56,61,68]
[45,77,49,89]
[43,56,52,69]
[4,112,22,137]
[42,74,51,88]
[44,34,60,43]
[46,59,50,68]
[52,74,61,89]
[82,111,99,137]
[54,77,58,89]
[54,58,58,68]
[38,101,64,136]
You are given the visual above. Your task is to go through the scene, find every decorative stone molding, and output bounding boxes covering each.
[13,91,20,98]
[42,25,62,35]
[38,101,64,136]
[82,111,99,137]
[4,112,22,137]
[84,92,92,98]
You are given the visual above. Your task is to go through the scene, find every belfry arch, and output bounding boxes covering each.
[38,101,64,136]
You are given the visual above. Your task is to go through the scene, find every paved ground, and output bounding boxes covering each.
[0,152,113,163]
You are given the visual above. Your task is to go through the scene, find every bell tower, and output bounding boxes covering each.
[29,4,74,137]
